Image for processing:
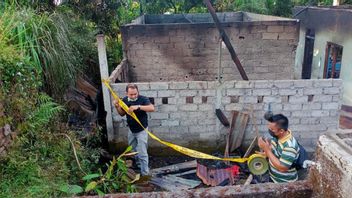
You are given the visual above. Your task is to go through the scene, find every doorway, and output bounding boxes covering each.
[301,29,315,79]
[324,42,343,79]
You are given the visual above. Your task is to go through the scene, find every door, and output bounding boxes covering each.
[301,29,315,79]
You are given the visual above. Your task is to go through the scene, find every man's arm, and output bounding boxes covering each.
[128,104,155,113]
[128,96,155,113]
[114,100,126,116]
[264,147,289,172]
[139,104,155,112]
[258,137,289,172]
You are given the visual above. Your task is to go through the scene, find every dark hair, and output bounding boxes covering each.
[125,84,139,92]
[269,114,289,131]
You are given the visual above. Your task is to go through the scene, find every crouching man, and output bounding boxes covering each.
[114,84,155,176]
[258,114,300,183]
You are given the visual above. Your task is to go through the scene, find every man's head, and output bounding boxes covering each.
[267,114,289,138]
[126,84,139,101]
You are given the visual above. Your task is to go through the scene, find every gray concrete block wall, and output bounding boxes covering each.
[121,20,299,82]
[110,79,342,153]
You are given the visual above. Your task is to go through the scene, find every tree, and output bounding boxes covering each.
[274,0,293,16]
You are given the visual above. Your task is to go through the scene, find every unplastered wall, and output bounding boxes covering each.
[121,20,299,82]
[110,79,342,153]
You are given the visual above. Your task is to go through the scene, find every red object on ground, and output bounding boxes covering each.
[196,161,240,186]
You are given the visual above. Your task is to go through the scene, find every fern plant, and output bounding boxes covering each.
[26,93,64,130]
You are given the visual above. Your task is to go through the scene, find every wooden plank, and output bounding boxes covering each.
[97,34,114,142]
[243,136,258,158]
[172,169,197,177]
[76,76,97,99]
[151,160,197,175]
[224,111,239,160]
[166,175,201,188]
[244,174,253,185]
[151,175,201,191]
[225,111,241,185]
[229,112,249,152]
[109,59,128,83]
[203,0,248,80]
[215,109,230,127]
[150,177,189,191]
[244,106,259,158]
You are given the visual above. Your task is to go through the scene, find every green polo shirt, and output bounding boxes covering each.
[269,130,299,183]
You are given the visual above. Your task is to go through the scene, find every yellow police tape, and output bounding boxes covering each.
[103,79,249,163]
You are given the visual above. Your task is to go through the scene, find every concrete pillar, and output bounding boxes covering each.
[97,34,115,143]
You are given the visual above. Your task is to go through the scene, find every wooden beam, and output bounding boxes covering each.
[215,109,230,127]
[172,169,197,177]
[203,0,249,80]
[243,136,258,158]
[243,106,259,158]
[150,160,197,175]
[244,174,253,185]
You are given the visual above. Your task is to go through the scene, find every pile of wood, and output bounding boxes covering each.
[146,108,257,191]
[150,160,201,191]
[64,76,98,133]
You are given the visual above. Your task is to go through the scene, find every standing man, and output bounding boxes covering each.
[258,114,300,183]
[114,84,155,176]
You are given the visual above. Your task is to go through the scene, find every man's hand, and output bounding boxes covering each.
[258,137,271,152]
[128,105,139,114]
[258,137,289,172]
[114,100,126,116]
[113,100,120,108]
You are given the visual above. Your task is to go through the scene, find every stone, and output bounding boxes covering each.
[3,124,11,136]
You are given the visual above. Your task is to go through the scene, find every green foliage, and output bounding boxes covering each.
[0,2,102,198]
[0,5,83,98]
[81,146,138,195]
[0,128,99,198]
[59,185,84,195]
[3,0,57,12]
[273,0,293,17]
[0,90,82,198]
[60,0,121,36]
[116,0,141,27]
[233,0,271,14]
[26,94,65,129]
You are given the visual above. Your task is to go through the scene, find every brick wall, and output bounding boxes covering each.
[121,14,299,82]
[110,79,342,153]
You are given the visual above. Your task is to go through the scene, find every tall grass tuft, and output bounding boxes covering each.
[0,4,83,98]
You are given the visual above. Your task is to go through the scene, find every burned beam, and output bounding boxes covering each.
[150,160,197,175]
[203,0,249,80]
[88,180,313,198]
[215,109,230,127]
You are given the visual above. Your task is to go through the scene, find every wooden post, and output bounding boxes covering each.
[97,34,114,143]
[203,0,249,80]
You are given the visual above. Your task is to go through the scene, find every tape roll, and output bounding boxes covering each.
[247,154,269,175]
